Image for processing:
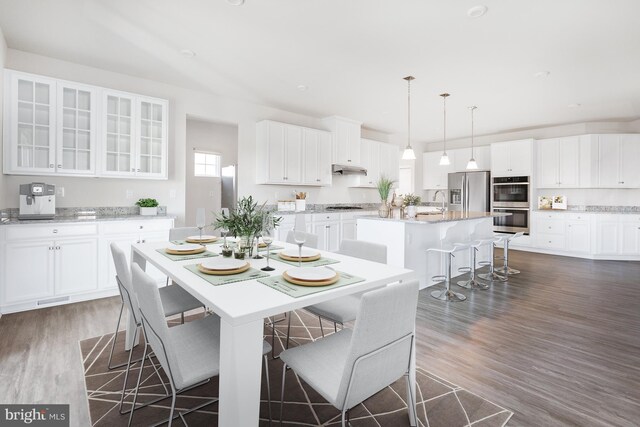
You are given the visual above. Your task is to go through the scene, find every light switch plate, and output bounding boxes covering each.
[126,190,134,199]
[56,187,65,197]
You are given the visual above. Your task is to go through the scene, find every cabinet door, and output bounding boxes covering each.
[140,231,170,283]
[102,91,136,176]
[509,140,533,176]
[620,135,640,187]
[318,131,332,186]
[302,129,320,184]
[56,82,97,174]
[597,135,620,187]
[3,240,55,304]
[326,222,341,252]
[490,143,510,176]
[423,152,449,189]
[8,72,57,174]
[558,136,580,187]
[285,125,302,183]
[265,121,286,183]
[595,220,619,255]
[312,223,328,251]
[55,238,98,294]
[136,97,168,178]
[566,221,590,254]
[537,138,559,187]
[333,121,351,164]
[620,222,640,255]
[474,145,491,171]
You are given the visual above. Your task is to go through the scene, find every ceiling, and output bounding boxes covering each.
[1,0,639,142]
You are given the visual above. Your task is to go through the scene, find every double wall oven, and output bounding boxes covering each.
[492,176,530,234]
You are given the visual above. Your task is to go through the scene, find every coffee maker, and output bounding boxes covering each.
[19,183,56,220]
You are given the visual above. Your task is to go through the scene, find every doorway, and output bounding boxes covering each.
[185,118,238,227]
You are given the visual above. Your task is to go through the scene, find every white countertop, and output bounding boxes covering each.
[357,211,509,225]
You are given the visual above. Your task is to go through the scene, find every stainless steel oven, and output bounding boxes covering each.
[492,176,530,208]
[493,207,530,234]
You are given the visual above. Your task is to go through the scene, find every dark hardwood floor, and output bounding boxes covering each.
[416,249,640,427]
[0,249,638,426]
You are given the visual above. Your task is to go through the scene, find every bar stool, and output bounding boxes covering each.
[476,236,508,282]
[456,240,490,290]
[428,243,469,302]
[494,232,524,276]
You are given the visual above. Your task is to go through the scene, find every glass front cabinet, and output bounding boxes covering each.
[3,70,168,180]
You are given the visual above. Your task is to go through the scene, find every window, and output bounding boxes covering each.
[194,151,221,177]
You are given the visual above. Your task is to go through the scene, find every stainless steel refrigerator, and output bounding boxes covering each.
[448,171,491,213]
[221,165,237,211]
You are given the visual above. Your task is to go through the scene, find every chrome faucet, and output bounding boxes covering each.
[433,190,447,213]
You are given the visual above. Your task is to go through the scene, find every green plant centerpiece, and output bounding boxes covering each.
[376,175,395,218]
[136,198,159,216]
[213,196,281,257]
[402,193,422,219]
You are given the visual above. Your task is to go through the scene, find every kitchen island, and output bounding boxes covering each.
[357,212,510,289]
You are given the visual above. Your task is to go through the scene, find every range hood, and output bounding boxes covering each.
[332,164,367,175]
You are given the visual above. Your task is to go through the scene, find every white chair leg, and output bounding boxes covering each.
[279,363,288,426]
[264,355,272,426]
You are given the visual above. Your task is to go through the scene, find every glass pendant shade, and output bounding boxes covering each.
[439,153,450,165]
[402,147,416,160]
[466,158,478,169]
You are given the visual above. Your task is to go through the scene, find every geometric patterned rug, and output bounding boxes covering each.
[80,310,513,426]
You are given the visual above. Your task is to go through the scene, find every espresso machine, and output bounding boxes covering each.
[19,183,56,220]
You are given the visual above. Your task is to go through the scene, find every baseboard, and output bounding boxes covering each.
[510,245,640,261]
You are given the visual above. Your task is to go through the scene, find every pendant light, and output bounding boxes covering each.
[401,76,416,160]
[466,106,479,170]
[439,93,451,166]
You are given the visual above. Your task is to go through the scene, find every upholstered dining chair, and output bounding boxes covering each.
[108,243,204,414]
[279,280,419,427]
[285,230,319,249]
[305,239,387,336]
[166,227,202,285]
[128,263,273,427]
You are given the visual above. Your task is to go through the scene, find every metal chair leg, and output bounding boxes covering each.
[107,302,125,370]
[279,363,287,426]
[431,252,466,302]
[264,355,272,426]
[127,343,148,427]
[181,312,185,324]
[285,313,292,350]
[405,373,417,427]
[319,316,325,338]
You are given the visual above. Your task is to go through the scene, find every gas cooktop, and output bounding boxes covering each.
[325,206,363,210]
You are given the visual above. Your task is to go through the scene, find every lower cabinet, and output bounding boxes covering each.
[313,221,340,252]
[566,221,590,254]
[1,217,174,314]
[341,220,357,241]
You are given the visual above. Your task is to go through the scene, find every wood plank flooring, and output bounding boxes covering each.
[0,249,638,426]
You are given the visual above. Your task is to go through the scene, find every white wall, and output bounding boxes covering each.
[1,49,390,223]
[0,25,7,209]
[185,118,237,226]
[418,121,640,206]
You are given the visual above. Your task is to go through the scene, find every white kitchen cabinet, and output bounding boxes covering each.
[566,220,590,254]
[4,71,57,174]
[341,219,357,241]
[356,139,379,187]
[301,128,332,186]
[3,240,55,304]
[54,238,98,294]
[379,142,400,183]
[491,139,533,177]
[595,134,640,188]
[101,91,168,179]
[257,120,334,186]
[423,151,453,190]
[536,137,580,188]
[620,217,640,255]
[312,220,340,252]
[595,216,621,255]
[322,116,362,165]
[56,81,98,174]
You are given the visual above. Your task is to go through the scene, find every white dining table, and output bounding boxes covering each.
[131,240,417,427]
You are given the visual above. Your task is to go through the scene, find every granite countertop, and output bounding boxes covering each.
[357,211,510,225]
[1,214,176,225]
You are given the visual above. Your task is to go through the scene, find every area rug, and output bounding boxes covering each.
[80,310,513,426]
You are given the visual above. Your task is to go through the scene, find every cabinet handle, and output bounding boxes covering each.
[53,229,58,233]
[49,164,54,168]
[347,159,351,162]
[316,179,320,182]
[139,225,143,229]
[137,169,141,172]
[131,168,135,172]
[57,246,61,250]
[548,226,551,229]
[141,239,146,243]
[548,240,552,243]
[57,164,62,168]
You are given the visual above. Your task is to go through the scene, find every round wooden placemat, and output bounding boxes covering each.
[165,246,206,255]
[278,252,321,262]
[197,262,250,276]
[186,237,219,244]
[282,271,340,287]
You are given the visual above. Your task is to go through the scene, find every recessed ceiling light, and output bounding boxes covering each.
[226,0,245,5]
[467,5,488,18]
[568,103,582,108]
[534,70,550,78]
[180,49,196,57]
[297,85,308,91]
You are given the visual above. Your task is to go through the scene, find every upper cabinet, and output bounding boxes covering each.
[490,139,533,177]
[356,138,380,187]
[452,145,490,172]
[379,142,400,183]
[594,134,640,188]
[536,136,581,188]
[422,146,489,190]
[3,69,169,180]
[256,120,331,186]
[99,92,168,179]
[322,116,362,166]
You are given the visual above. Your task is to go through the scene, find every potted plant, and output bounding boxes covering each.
[403,194,422,219]
[376,175,395,218]
[213,196,281,258]
[136,198,159,216]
